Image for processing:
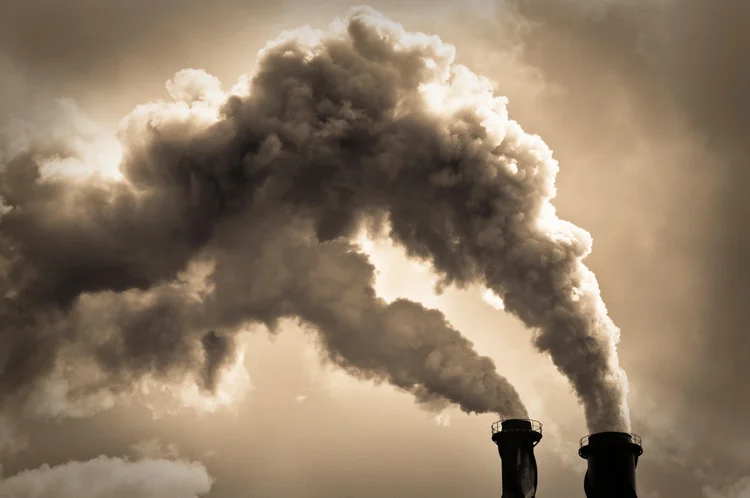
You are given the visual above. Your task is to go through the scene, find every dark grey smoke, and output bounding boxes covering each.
[0,14,528,422]
[202,209,525,416]
[1,7,632,431]
[201,331,232,392]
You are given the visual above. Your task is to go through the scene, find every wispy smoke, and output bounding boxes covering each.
[1,7,630,431]
[703,477,750,498]
[0,455,212,498]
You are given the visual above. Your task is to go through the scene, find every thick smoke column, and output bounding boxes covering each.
[0,7,628,431]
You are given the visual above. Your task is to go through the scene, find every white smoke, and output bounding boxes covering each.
[0,456,213,498]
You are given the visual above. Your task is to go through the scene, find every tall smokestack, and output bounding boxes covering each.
[579,432,643,498]
[491,419,542,498]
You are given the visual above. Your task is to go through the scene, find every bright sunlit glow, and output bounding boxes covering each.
[39,135,124,182]
[92,137,125,181]
[434,412,451,427]
[482,288,505,310]
[353,230,376,254]
[140,342,253,418]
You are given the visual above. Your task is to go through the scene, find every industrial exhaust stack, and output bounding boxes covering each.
[491,419,543,498]
[579,432,643,498]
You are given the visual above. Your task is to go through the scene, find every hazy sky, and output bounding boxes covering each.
[1,1,748,497]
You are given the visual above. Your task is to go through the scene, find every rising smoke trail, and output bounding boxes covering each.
[0,7,628,432]
[203,210,526,417]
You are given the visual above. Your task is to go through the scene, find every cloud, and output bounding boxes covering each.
[0,456,212,498]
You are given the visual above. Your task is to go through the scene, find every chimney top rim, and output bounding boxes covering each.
[578,432,643,459]
[491,418,543,436]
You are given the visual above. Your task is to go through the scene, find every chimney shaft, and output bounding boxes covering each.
[579,432,643,498]
[491,419,542,498]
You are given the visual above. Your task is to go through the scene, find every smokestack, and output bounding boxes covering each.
[491,418,542,498]
[579,432,643,498]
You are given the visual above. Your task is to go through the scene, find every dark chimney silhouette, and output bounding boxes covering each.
[491,419,542,498]
[579,432,643,498]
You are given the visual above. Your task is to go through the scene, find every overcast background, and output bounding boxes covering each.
[0,0,748,497]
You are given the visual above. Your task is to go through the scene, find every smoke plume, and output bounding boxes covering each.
[0,7,630,431]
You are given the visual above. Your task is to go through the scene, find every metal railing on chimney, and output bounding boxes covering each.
[491,419,543,436]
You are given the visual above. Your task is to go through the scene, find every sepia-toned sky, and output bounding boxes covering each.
[1,1,749,497]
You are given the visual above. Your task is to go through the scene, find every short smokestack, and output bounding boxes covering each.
[491,418,542,498]
[579,432,643,498]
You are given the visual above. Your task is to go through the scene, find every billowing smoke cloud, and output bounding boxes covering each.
[0,7,630,431]
[0,455,212,498]
[0,13,526,423]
